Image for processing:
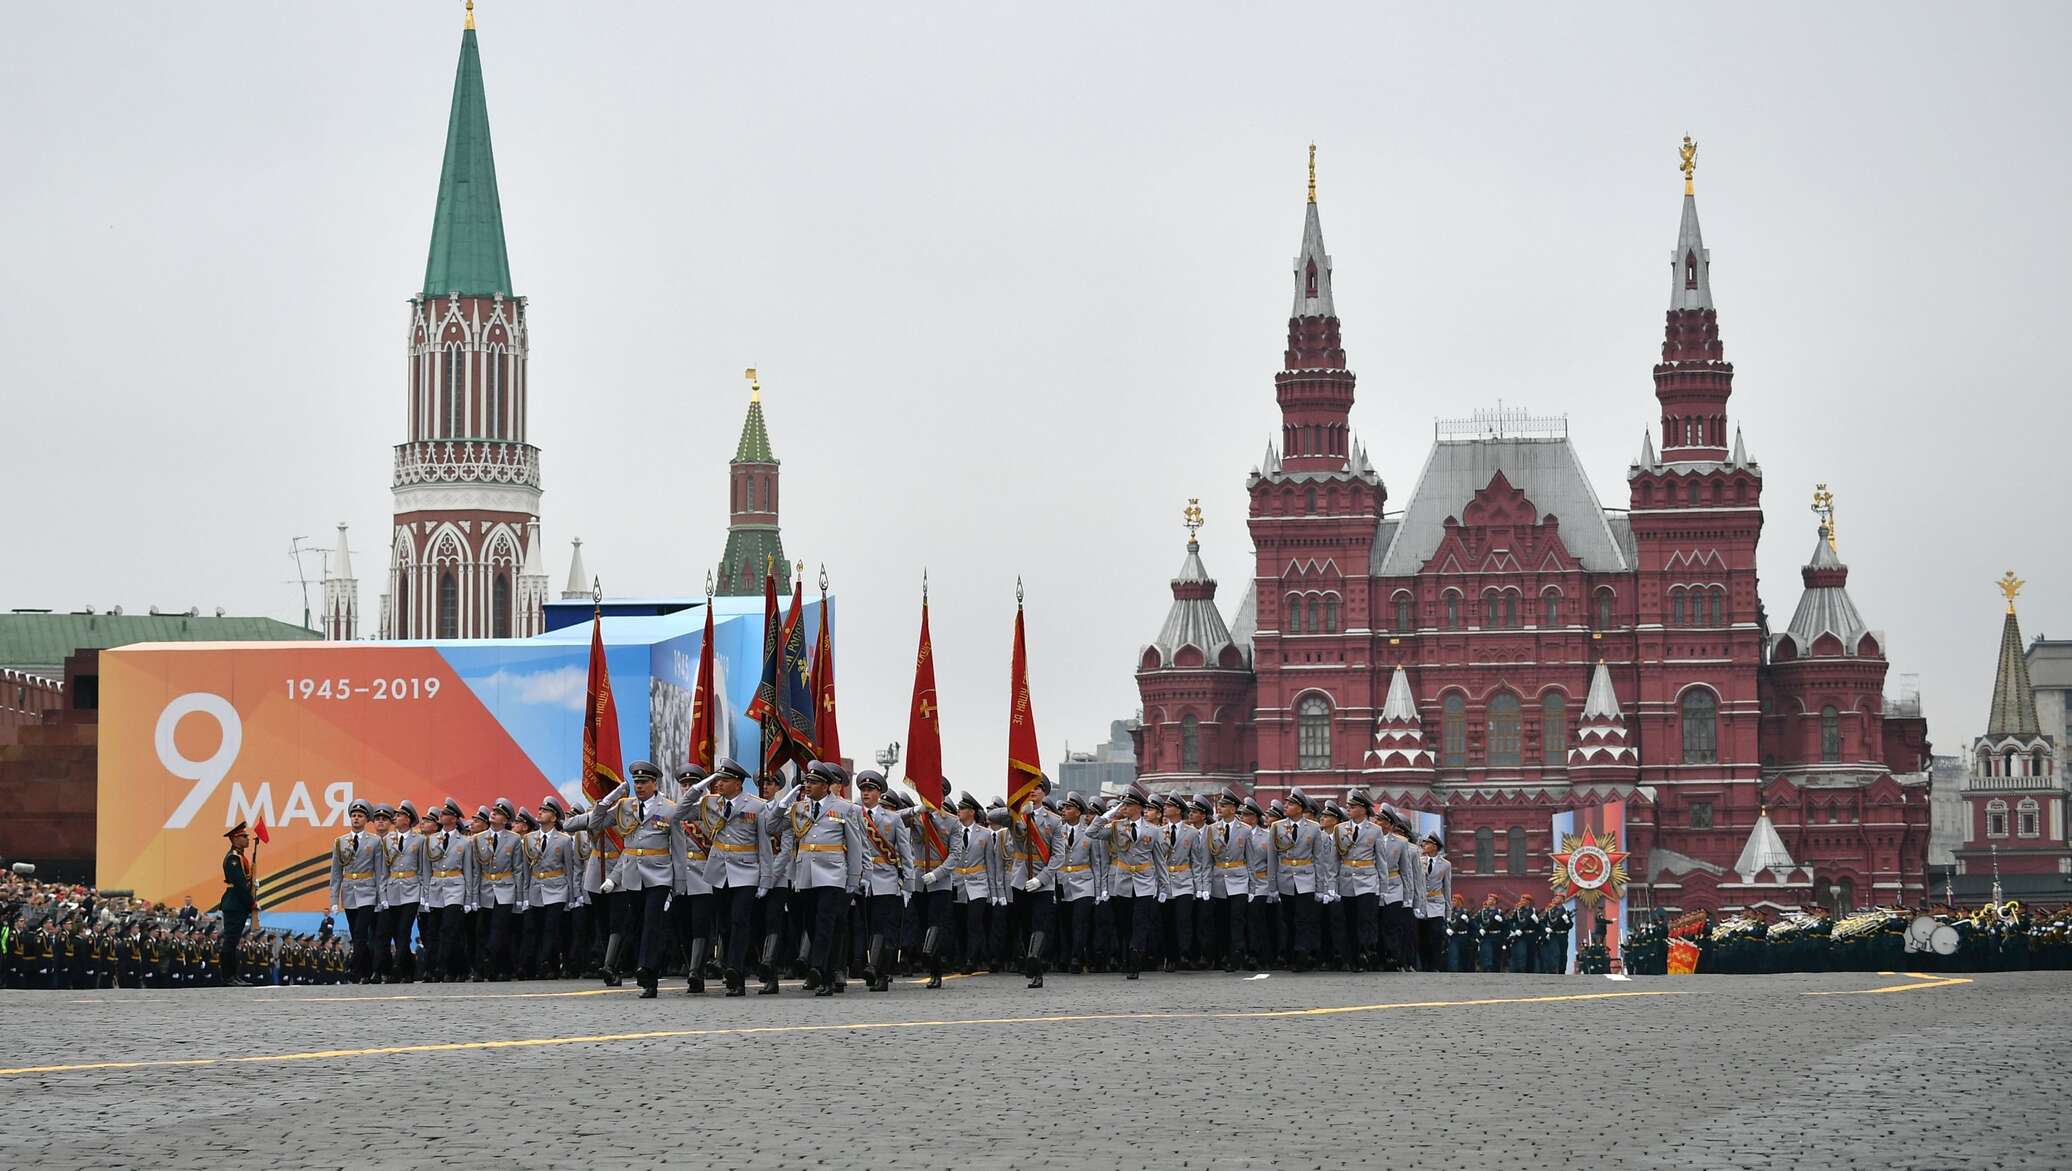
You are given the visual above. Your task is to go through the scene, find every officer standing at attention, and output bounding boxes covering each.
[1446,893,1475,972]
[1510,894,1541,974]
[1040,792,1101,975]
[1541,898,1574,974]
[220,821,258,987]
[1271,790,1326,972]
[328,798,386,984]
[1475,892,1508,972]
[522,797,580,979]
[852,771,911,993]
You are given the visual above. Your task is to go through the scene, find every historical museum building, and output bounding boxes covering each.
[1135,145,1934,915]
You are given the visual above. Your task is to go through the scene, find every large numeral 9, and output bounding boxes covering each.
[158,693,243,830]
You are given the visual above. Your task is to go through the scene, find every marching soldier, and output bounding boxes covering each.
[1007,785,1063,988]
[584,761,678,997]
[1244,797,1278,969]
[1333,792,1384,971]
[690,757,783,996]
[924,792,1003,979]
[522,797,581,979]
[471,799,527,981]
[1417,832,1452,972]
[423,799,476,982]
[220,821,258,987]
[853,772,911,993]
[1271,790,1329,972]
[1202,792,1250,972]
[1040,792,1101,975]
[664,767,717,994]
[1446,893,1474,972]
[1375,805,1419,971]
[756,774,802,994]
[1158,795,1208,971]
[903,786,965,988]
[1510,894,1541,973]
[1089,785,1163,979]
[1475,892,1508,972]
[1541,898,1573,975]
[327,800,385,982]
[782,762,866,996]
[1314,801,1348,968]
[562,793,629,986]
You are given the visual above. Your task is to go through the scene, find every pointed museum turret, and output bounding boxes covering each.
[1364,666,1435,783]
[1136,503,1252,785]
[717,370,791,595]
[1568,660,1638,780]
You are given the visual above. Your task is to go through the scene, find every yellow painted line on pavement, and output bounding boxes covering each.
[1803,971,1973,996]
[0,988,1686,1078]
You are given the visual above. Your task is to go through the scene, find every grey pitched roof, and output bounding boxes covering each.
[1148,541,1239,666]
[1670,193,1712,311]
[1228,582,1256,664]
[1776,527,1878,656]
[1373,437,1629,576]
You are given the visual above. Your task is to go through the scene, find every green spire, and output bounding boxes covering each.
[422,28,512,297]
[734,394,777,464]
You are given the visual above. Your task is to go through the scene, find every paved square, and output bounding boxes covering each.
[0,970,2064,1170]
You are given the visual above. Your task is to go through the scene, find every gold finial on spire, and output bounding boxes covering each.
[744,367,760,404]
[1183,497,1204,543]
[465,0,476,31]
[1999,570,2025,615]
[1679,134,1697,196]
[1307,143,1318,204]
[1811,483,1836,551]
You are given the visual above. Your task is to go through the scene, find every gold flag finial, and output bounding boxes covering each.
[1679,134,1697,196]
[744,367,760,404]
[1811,483,1836,551]
[465,0,475,31]
[1999,570,2024,615]
[1307,143,1317,204]
[1183,497,1204,542]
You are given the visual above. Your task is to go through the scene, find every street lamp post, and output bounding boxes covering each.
[875,741,900,778]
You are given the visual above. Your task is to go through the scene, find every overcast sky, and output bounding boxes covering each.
[5,3,2067,795]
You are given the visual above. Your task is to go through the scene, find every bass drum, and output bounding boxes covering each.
[1908,916,1940,946]
[1930,924,1961,956]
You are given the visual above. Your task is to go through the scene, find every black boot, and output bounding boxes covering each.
[601,934,624,988]
[637,968,658,998]
[723,968,746,998]
[685,939,708,995]
[757,966,780,995]
[814,967,835,997]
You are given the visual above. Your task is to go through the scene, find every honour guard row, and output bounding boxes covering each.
[318,765,1600,993]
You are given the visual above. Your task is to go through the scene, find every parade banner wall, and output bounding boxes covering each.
[1549,802,1627,971]
[95,597,816,931]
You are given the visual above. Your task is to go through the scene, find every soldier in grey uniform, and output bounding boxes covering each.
[780,761,865,996]
[423,799,477,982]
[663,766,717,994]
[900,784,962,987]
[1376,804,1421,971]
[681,757,779,997]
[1007,785,1063,988]
[1155,795,1206,972]
[1204,792,1249,971]
[1089,785,1163,979]
[1417,831,1452,972]
[562,790,633,986]
[852,771,910,993]
[470,798,526,981]
[379,800,427,982]
[924,792,1002,977]
[1241,796,1277,969]
[755,773,802,995]
[518,800,575,978]
[1272,789,1327,971]
[328,797,385,984]
[1334,791,1384,970]
[1040,792,1101,976]
[584,761,678,997]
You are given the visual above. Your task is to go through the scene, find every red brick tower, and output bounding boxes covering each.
[1136,501,1254,790]
[1622,138,1767,871]
[1245,148,1388,789]
[379,9,549,640]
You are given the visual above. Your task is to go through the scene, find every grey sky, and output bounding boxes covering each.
[4,3,2066,796]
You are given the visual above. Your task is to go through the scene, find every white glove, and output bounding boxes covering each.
[464,903,478,914]
[901,891,911,907]
[1156,891,1169,904]
[1024,877,1042,893]
[755,887,768,900]
[517,901,528,913]
[600,878,617,894]
[1196,891,1210,901]
[329,904,342,917]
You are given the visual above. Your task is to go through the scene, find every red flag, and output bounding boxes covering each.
[582,608,625,849]
[687,598,717,771]
[812,584,841,765]
[745,563,781,724]
[1006,592,1049,863]
[903,585,946,861]
[252,817,271,845]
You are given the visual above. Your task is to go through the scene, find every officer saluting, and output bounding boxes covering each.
[328,798,385,983]
[220,821,258,987]
[586,761,677,998]
[680,756,782,997]
[780,761,866,996]
[852,771,911,993]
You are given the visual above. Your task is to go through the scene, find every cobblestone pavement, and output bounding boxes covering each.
[0,969,2064,1170]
